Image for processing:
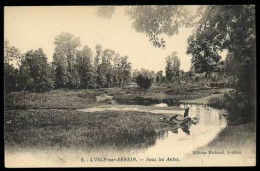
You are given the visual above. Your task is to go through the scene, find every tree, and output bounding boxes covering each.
[187,5,256,124]
[4,63,19,92]
[178,70,185,83]
[96,49,113,88]
[54,32,81,88]
[225,52,238,83]
[187,30,221,75]
[20,48,54,92]
[165,52,180,82]
[94,44,105,88]
[135,69,155,91]
[119,56,132,86]
[155,70,163,83]
[126,6,197,48]
[4,41,22,92]
[75,46,96,88]
[94,45,132,88]
[52,53,69,89]
[4,40,22,66]
[132,69,139,82]
[104,49,116,87]
[187,69,195,83]
[97,6,197,48]
[112,53,121,86]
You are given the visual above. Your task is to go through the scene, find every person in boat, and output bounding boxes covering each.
[169,107,190,121]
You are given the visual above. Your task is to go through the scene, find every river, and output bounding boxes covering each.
[5,104,228,167]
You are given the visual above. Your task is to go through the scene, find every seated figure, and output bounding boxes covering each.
[184,107,189,118]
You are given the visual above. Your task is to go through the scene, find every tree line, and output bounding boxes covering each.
[4,32,132,93]
[142,51,229,86]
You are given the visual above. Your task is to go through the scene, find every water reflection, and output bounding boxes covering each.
[159,118,197,137]
[181,124,191,135]
[134,104,227,159]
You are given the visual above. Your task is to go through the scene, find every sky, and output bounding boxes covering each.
[4,6,227,73]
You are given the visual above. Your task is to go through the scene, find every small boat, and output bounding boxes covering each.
[159,107,199,126]
[159,117,179,124]
[159,116,199,125]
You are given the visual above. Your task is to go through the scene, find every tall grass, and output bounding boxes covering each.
[4,110,172,151]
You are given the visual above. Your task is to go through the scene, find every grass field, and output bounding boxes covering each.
[4,109,175,151]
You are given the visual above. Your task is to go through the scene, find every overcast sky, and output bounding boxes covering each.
[4,6,227,73]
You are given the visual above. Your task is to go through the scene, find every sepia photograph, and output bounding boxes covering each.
[4,5,256,167]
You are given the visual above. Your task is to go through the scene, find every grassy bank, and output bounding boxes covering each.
[204,123,256,150]
[191,123,256,159]
[185,123,256,166]
[179,88,232,107]
[4,83,228,110]
[4,109,175,151]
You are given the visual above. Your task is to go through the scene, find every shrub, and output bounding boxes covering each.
[135,69,155,91]
[224,91,256,125]
[208,96,226,109]
[4,63,19,92]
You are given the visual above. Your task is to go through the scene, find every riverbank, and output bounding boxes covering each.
[186,123,256,166]
[183,90,256,166]
[4,85,229,110]
[179,88,232,107]
[200,123,256,151]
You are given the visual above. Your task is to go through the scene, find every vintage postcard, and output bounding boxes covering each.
[4,5,256,167]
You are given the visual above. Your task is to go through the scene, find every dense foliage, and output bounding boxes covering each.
[4,33,132,92]
[19,49,54,92]
[126,6,196,48]
[187,5,256,124]
[165,52,181,82]
[135,69,155,91]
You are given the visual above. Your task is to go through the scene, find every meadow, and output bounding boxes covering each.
[4,83,222,150]
[4,109,174,151]
[5,83,249,153]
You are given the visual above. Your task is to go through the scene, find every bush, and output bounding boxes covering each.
[224,91,256,125]
[208,96,226,109]
[4,63,19,92]
[135,69,155,91]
